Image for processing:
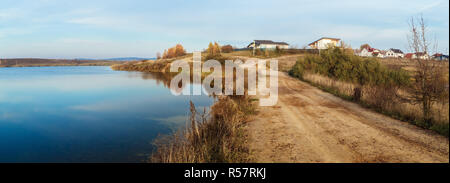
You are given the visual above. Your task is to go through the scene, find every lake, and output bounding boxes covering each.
[0,66,213,162]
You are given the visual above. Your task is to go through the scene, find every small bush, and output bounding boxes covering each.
[431,123,449,137]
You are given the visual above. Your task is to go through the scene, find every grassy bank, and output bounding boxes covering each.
[111,58,179,73]
[150,95,255,163]
[289,47,449,137]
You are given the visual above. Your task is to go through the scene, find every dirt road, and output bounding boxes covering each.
[247,71,449,163]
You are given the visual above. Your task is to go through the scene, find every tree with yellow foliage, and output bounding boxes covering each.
[161,44,186,59]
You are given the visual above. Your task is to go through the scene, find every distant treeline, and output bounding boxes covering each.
[0,58,119,67]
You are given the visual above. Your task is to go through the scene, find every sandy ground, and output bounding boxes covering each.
[245,62,449,163]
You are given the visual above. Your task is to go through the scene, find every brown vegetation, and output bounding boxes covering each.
[301,72,448,135]
[203,42,232,63]
[405,15,449,127]
[221,45,233,53]
[289,46,449,136]
[360,43,371,50]
[112,59,175,73]
[205,42,222,59]
[162,44,186,59]
[111,52,193,73]
[150,95,255,163]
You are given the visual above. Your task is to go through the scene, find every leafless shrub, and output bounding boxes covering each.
[405,15,449,126]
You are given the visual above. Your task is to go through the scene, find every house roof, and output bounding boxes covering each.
[247,40,289,47]
[405,53,414,58]
[366,47,376,52]
[308,37,341,46]
[389,48,404,54]
[432,54,448,58]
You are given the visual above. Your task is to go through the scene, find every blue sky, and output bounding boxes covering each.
[0,0,448,59]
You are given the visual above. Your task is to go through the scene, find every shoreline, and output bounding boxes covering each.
[0,64,117,68]
[0,59,121,68]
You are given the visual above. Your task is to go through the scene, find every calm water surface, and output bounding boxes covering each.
[0,66,213,162]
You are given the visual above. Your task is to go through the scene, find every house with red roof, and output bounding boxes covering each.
[405,52,430,60]
[405,53,414,59]
[432,53,449,61]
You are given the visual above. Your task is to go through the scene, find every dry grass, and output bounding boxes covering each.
[111,59,174,73]
[222,50,254,58]
[302,72,449,136]
[303,73,355,96]
[378,58,449,71]
[111,54,193,73]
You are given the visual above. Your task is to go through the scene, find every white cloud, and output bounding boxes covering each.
[419,0,442,12]
[67,17,118,27]
[0,8,25,20]
[0,28,34,38]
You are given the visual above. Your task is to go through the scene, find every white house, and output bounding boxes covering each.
[405,52,430,60]
[359,48,373,57]
[358,47,391,58]
[414,52,430,60]
[376,50,386,58]
[247,40,289,49]
[308,37,341,49]
[385,48,404,58]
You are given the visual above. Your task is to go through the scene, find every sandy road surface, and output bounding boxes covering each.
[247,71,449,163]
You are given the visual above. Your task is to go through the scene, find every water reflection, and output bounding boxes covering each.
[131,71,255,97]
[0,66,213,162]
[126,72,214,96]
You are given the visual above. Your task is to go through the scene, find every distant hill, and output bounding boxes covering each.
[76,57,156,61]
[105,57,156,61]
[0,57,155,68]
[0,58,121,68]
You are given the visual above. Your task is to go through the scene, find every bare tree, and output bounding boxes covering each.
[156,52,161,60]
[360,43,371,50]
[406,15,448,125]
